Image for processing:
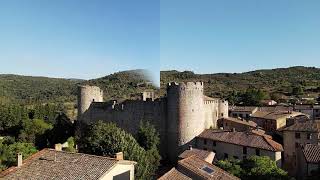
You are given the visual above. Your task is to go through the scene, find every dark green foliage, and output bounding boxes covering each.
[136,121,161,175]
[80,121,159,180]
[161,67,320,102]
[292,86,304,96]
[136,121,160,150]
[0,141,37,170]
[0,70,158,104]
[0,74,82,104]
[216,156,290,180]
[85,69,159,101]
[18,119,53,149]
[216,159,243,177]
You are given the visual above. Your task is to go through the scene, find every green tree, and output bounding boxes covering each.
[136,121,160,150]
[0,141,37,170]
[216,156,290,180]
[18,119,53,148]
[80,121,158,179]
[216,159,242,177]
[136,121,161,175]
[292,86,304,96]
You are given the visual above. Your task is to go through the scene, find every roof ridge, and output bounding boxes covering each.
[46,149,124,162]
[0,148,49,177]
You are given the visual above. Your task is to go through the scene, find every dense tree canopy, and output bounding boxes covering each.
[80,121,160,180]
[216,156,290,180]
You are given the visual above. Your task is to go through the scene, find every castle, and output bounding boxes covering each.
[77,82,228,162]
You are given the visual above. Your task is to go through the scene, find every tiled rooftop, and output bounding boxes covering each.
[229,106,258,112]
[302,144,320,163]
[178,155,240,180]
[198,129,283,152]
[179,148,214,161]
[0,149,135,180]
[158,168,192,180]
[251,110,303,120]
[221,117,257,127]
[283,120,320,132]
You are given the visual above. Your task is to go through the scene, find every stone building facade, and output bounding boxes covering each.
[77,82,229,162]
[196,129,283,167]
[282,120,320,177]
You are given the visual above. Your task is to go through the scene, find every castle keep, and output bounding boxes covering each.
[77,82,228,161]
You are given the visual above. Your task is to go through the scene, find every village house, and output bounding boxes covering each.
[297,144,320,180]
[217,117,258,132]
[261,100,277,106]
[229,106,258,119]
[196,129,283,167]
[250,110,306,132]
[158,155,239,180]
[282,120,320,177]
[294,104,320,120]
[178,147,215,163]
[0,149,136,180]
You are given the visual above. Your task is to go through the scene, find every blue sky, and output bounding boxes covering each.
[161,0,320,73]
[0,0,159,84]
[1,0,320,85]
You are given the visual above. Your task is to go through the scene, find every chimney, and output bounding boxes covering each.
[189,145,193,150]
[232,128,236,132]
[55,144,62,151]
[17,153,22,167]
[115,152,123,160]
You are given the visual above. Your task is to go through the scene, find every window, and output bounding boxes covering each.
[256,149,260,156]
[204,139,207,145]
[295,133,301,139]
[307,133,312,140]
[239,114,243,118]
[213,141,216,147]
[92,99,95,102]
[224,153,228,159]
[201,166,214,175]
[295,142,299,148]
[243,147,247,154]
[221,113,224,117]
[246,114,250,118]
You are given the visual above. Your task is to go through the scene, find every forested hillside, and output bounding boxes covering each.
[0,70,158,104]
[161,66,320,104]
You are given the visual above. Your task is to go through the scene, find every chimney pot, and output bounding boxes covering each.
[55,144,62,151]
[115,152,123,160]
[17,153,22,167]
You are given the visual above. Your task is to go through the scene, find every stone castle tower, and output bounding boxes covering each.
[166,82,206,161]
[77,82,228,162]
[77,85,104,119]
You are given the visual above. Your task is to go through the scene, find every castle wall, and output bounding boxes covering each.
[77,85,103,118]
[166,82,206,162]
[78,83,228,162]
[80,99,168,157]
[204,100,219,129]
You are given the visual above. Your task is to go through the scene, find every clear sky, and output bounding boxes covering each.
[1,1,320,84]
[0,0,159,83]
[161,0,320,73]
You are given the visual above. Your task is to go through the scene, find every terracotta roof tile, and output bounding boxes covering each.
[179,148,214,161]
[283,120,320,132]
[198,129,283,151]
[158,168,192,180]
[222,117,257,127]
[178,155,239,180]
[0,149,135,180]
[302,144,320,163]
